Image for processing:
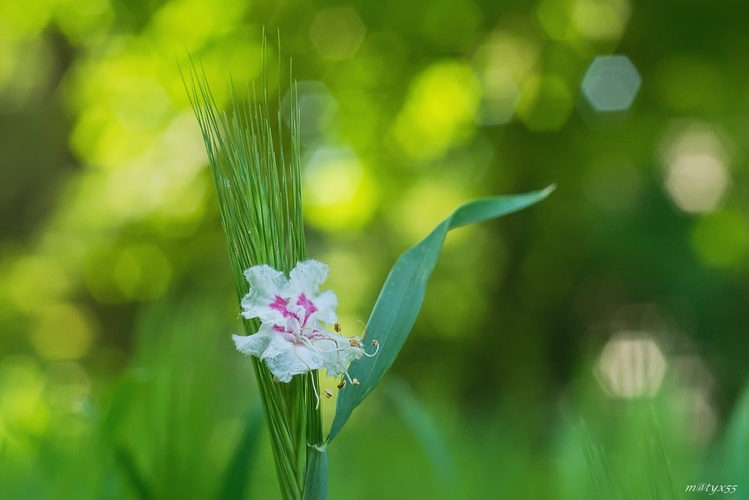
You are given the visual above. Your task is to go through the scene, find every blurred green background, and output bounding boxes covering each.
[1,0,748,498]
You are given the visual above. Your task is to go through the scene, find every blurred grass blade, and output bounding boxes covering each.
[218,404,265,500]
[578,409,679,500]
[385,377,453,481]
[328,186,554,441]
[301,447,328,500]
[115,446,152,500]
[723,382,749,481]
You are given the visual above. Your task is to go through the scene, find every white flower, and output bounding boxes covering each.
[232,260,374,383]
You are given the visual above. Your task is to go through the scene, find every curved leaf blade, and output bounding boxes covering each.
[328,186,554,441]
[302,447,328,500]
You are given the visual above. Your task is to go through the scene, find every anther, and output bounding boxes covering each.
[324,389,333,399]
[362,339,380,358]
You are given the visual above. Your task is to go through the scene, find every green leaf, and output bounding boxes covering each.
[302,447,328,500]
[327,186,554,442]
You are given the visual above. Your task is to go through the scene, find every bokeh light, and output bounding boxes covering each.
[2,0,749,496]
[389,181,467,244]
[537,0,631,41]
[302,146,377,231]
[668,355,718,446]
[596,332,666,398]
[660,122,731,214]
[690,210,749,268]
[472,28,540,125]
[309,7,366,61]
[571,0,631,41]
[0,356,50,442]
[283,81,339,145]
[30,303,98,361]
[581,55,641,114]
[393,61,479,159]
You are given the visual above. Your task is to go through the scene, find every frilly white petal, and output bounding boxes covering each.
[241,265,287,321]
[243,264,287,293]
[311,290,338,324]
[259,332,296,359]
[265,346,326,383]
[232,330,273,357]
[285,260,329,296]
[322,342,364,378]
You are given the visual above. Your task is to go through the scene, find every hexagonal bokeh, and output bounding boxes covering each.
[281,81,338,144]
[309,7,366,61]
[581,55,641,113]
[596,332,666,398]
[660,123,731,214]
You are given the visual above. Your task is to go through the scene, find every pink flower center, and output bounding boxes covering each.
[297,293,317,323]
[269,295,294,318]
[269,293,323,341]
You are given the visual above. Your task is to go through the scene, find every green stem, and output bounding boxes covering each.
[185,43,323,498]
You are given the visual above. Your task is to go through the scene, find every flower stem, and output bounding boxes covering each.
[185,43,324,499]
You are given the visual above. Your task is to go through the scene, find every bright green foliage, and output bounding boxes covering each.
[106,298,266,500]
[3,0,749,498]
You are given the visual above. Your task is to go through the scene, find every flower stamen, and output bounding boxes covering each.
[308,369,321,409]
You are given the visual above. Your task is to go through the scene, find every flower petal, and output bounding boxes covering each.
[241,265,288,322]
[322,342,363,378]
[232,330,273,357]
[265,344,325,382]
[310,290,338,324]
[260,331,297,359]
[286,260,329,296]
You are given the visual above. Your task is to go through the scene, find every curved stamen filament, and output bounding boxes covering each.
[288,344,324,408]
[361,339,379,357]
